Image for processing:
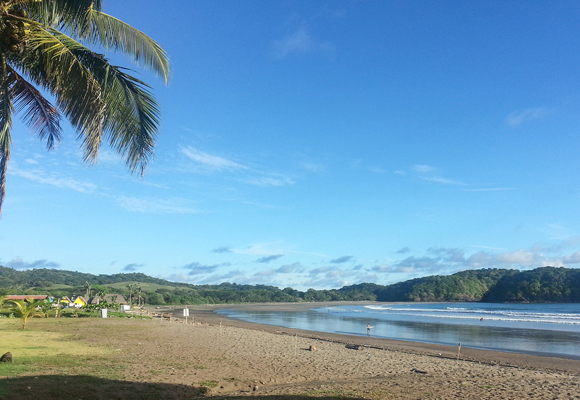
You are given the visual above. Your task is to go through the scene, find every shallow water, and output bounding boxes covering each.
[217,302,580,359]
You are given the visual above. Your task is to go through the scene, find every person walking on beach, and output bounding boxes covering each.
[367,324,372,336]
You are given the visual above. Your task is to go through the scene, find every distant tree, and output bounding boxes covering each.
[126,283,137,305]
[83,281,92,299]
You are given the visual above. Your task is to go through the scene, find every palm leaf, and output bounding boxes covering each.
[16,25,160,173]
[23,0,102,29]
[9,65,61,150]
[85,8,170,84]
[17,25,105,143]
[0,56,14,214]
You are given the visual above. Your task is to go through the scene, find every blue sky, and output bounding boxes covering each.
[1,0,580,290]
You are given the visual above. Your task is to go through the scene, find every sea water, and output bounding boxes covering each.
[216,302,580,359]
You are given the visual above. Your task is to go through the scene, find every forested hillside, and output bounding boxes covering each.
[481,267,580,302]
[0,265,578,304]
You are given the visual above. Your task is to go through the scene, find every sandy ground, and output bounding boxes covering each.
[78,302,580,399]
[4,302,580,399]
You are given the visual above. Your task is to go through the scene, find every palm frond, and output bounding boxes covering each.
[101,68,159,174]
[74,56,160,173]
[16,24,160,173]
[0,55,14,214]
[9,65,61,150]
[18,25,105,143]
[22,0,102,29]
[84,8,170,84]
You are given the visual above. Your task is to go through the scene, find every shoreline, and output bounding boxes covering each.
[155,301,580,374]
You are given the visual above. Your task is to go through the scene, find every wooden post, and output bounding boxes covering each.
[295,333,297,356]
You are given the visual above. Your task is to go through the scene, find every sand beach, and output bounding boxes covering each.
[133,302,580,398]
[2,302,580,399]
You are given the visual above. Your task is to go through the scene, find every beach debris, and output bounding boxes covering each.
[253,385,259,391]
[345,344,362,350]
[0,352,12,362]
[309,345,316,351]
[410,368,428,374]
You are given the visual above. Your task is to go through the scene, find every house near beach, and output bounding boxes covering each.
[89,294,128,305]
[60,296,73,307]
[70,296,88,308]
[6,295,50,302]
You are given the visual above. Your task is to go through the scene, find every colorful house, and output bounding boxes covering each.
[60,296,72,307]
[71,296,88,308]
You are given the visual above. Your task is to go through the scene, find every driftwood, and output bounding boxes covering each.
[345,344,362,350]
[410,368,428,374]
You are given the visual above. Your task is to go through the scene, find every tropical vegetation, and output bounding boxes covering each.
[8,298,45,328]
[0,0,170,212]
[2,265,580,305]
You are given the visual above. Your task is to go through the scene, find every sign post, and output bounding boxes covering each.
[183,307,189,323]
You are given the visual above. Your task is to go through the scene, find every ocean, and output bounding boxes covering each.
[216,302,580,359]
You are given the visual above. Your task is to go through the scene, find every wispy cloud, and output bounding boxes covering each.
[276,262,302,273]
[5,258,60,270]
[463,188,516,192]
[244,176,295,187]
[11,168,97,193]
[399,164,465,186]
[273,25,335,58]
[181,147,246,171]
[396,247,411,254]
[411,165,436,173]
[123,263,145,272]
[255,254,284,263]
[117,196,199,214]
[330,255,353,264]
[506,107,550,127]
[183,262,224,275]
[212,246,232,254]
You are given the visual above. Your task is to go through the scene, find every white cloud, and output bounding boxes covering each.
[494,250,539,265]
[11,168,97,193]
[117,196,199,214]
[181,147,246,171]
[273,25,335,58]
[506,107,550,127]
[563,251,580,264]
[423,177,465,185]
[400,164,464,186]
[244,176,295,187]
[463,188,516,192]
[411,164,437,173]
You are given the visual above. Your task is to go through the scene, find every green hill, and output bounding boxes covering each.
[1,265,579,305]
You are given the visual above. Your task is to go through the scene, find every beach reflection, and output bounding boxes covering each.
[217,306,580,359]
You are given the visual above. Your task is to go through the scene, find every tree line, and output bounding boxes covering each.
[1,266,579,305]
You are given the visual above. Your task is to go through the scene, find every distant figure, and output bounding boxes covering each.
[367,323,372,336]
[480,318,484,322]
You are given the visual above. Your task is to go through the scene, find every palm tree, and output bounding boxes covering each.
[0,293,7,311]
[9,299,46,329]
[0,0,170,212]
[126,283,137,305]
[83,280,91,299]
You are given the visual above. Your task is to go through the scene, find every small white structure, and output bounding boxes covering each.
[121,304,131,312]
[100,308,108,318]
